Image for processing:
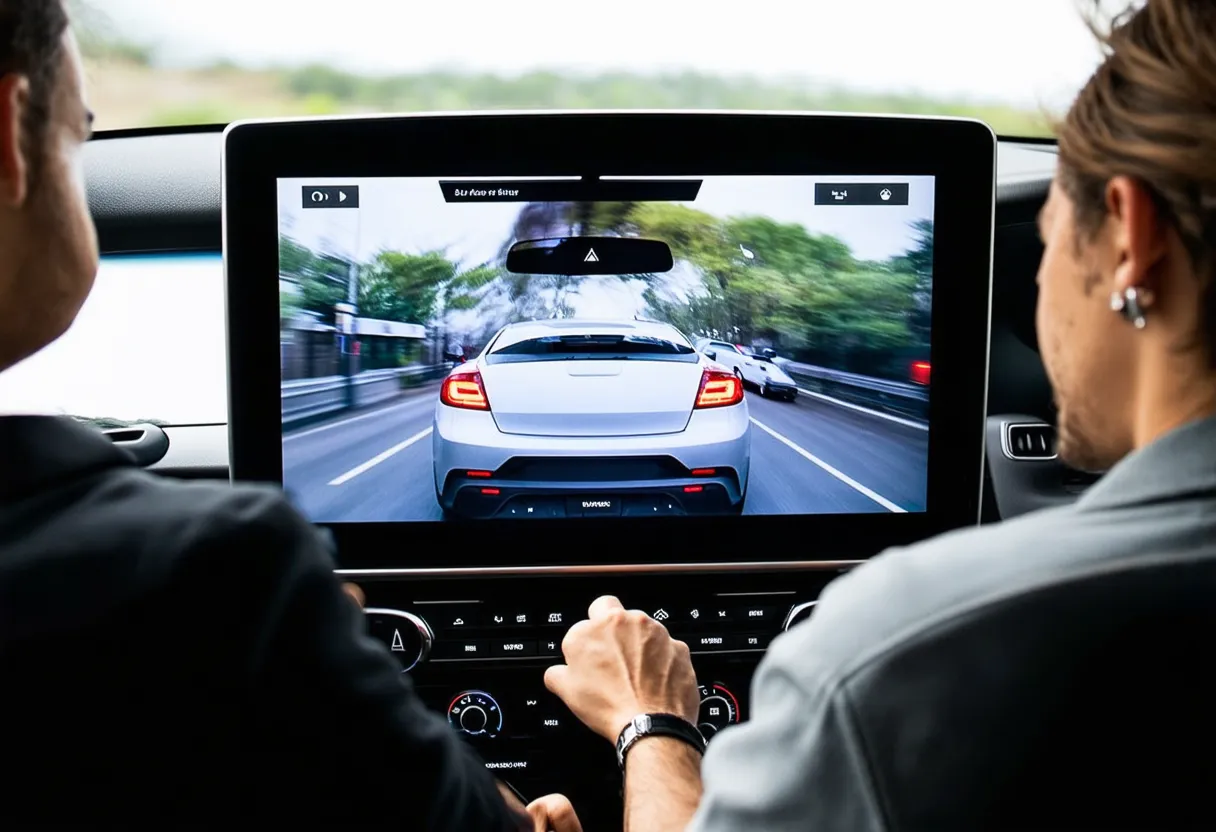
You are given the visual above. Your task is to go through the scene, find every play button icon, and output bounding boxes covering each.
[301,185,360,209]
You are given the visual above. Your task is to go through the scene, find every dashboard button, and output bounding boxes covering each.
[537,713,566,734]
[539,608,576,627]
[689,633,728,651]
[429,605,480,630]
[493,639,537,657]
[731,633,773,651]
[733,605,781,627]
[706,605,732,624]
[539,637,561,657]
[487,610,533,627]
[432,639,490,660]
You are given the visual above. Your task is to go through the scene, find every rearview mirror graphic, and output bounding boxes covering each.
[506,237,674,276]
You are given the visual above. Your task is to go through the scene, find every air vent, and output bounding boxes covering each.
[1002,422,1057,461]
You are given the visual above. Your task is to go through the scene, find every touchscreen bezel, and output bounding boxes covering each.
[224,111,995,570]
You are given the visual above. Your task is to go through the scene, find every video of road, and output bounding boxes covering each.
[278,175,934,522]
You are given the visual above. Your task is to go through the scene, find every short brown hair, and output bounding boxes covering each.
[0,0,68,175]
[1056,0,1216,361]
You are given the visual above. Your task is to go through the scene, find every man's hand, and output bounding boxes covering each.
[498,784,582,832]
[544,595,700,742]
[342,583,365,608]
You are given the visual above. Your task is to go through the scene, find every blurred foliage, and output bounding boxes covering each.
[70,0,154,65]
[70,0,1053,137]
[577,203,931,376]
[275,65,1051,137]
[279,202,933,380]
[280,236,502,327]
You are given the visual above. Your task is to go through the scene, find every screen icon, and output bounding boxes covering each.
[653,609,670,621]
[814,183,908,205]
[301,185,360,209]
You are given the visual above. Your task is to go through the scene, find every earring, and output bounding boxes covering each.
[1110,286,1149,329]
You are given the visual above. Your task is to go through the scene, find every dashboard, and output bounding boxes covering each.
[76,121,1085,828]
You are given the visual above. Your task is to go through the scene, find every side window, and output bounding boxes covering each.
[0,253,227,428]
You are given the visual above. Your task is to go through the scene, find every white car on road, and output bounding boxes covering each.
[693,339,799,402]
[433,319,751,519]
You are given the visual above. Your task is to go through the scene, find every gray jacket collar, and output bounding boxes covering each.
[1078,414,1216,511]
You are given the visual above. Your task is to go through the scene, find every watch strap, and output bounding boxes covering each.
[615,713,707,770]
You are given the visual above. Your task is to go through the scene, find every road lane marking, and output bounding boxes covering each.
[749,417,907,513]
[328,427,433,486]
[794,387,928,432]
[285,393,435,443]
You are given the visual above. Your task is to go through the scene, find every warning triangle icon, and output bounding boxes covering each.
[390,629,405,651]
[584,248,599,263]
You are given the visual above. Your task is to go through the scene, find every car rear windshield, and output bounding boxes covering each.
[486,334,698,365]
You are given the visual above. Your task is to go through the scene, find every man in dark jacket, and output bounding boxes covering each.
[0,3,577,829]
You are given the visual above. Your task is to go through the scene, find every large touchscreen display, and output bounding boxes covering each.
[277,176,934,522]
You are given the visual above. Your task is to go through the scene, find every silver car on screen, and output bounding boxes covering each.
[432,319,751,519]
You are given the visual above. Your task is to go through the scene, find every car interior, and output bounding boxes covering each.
[16,108,1078,829]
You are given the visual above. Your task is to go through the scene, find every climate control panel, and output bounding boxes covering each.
[360,594,815,673]
[344,569,845,825]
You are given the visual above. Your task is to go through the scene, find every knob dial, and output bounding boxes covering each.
[364,608,434,672]
[448,690,503,737]
[697,683,740,739]
[782,601,817,631]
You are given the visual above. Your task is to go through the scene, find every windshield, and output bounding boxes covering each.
[77,0,1107,138]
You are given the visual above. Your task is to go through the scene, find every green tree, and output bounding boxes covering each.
[278,234,349,325]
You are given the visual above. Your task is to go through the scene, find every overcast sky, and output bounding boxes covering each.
[95,0,1109,109]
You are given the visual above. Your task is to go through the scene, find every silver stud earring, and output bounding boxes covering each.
[1110,286,1149,329]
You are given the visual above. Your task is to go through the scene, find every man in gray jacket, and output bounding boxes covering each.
[545,1,1216,828]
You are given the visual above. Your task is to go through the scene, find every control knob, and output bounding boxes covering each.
[782,601,817,631]
[448,690,503,738]
[697,683,740,739]
[364,608,434,672]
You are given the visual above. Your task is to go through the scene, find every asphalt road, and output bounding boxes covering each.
[282,382,929,521]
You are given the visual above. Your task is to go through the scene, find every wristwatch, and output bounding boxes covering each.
[615,713,707,770]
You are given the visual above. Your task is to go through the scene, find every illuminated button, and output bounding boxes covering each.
[539,638,561,656]
[492,639,537,657]
[487,610,533,627]
[732,606,780,627]
[431,639,489,660]
[730,633,773,651]
[689,634,728,651]
[539,609,576,627]
[430,605,479,630]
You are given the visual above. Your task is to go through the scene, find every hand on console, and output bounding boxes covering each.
[498,783,583,832]
[341,583,365,608]
[544,595,700,742]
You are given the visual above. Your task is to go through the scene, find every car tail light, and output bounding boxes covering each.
[467,470,492,478]
[684,485,704,493]
[910,361,931,386]
[691,468,716,476]
[441,371,490,410]
[695,369,744,409]
[480,487,500,495]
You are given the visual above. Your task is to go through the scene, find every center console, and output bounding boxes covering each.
[223,111,996,828]
[353,568,842,820]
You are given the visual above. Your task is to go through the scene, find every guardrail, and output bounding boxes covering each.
[777,359,928,422]
[282,363,452,426]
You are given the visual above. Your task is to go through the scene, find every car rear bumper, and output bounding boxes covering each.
[433,402,751,518]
